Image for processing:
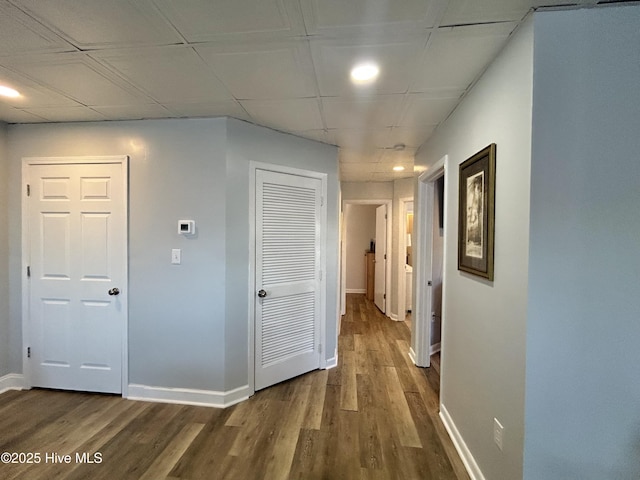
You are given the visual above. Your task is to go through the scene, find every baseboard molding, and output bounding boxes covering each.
[127,383,251,409]
[345,288,366,294]
[0,373,26,394]
[389,312,399,321]
[430,342,441,355]
[324,353,338,369]
[408,347,418,366]
[440,403,485,480]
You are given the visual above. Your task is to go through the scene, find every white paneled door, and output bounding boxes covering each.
[255,168,322,391]
[26,159,127,394]
[374,204,387,313]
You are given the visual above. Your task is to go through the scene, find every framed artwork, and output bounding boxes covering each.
[458,144,496,281]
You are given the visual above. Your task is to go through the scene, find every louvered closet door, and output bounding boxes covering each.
[255,169,321,390]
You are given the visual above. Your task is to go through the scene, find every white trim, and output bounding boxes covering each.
[345,288,366,294]
[440,403,486,480]
[324,352,338,369]
[414,156,447,368]
[429,342,441,355]
[408,347,418,365]
[341,199,393,319]
[127,384,250,409]
[397,196,414,327]
[248,161,329,393]
[21,155,129,396]
[0,374,26,394]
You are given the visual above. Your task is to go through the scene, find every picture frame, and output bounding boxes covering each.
[458,144,496,281]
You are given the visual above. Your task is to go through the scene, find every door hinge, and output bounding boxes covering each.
[27,347,31,358]
[27,266,31,278]
[319,270,323,281]
[26,184,30,197]
[321,196,324,207]
[319,343,322,354]
[384,254,387,260]
[385,213,387,219]
[384,293,386,300]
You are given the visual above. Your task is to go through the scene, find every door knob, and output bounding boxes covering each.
[258,289,267,298]
[108,287,120,296]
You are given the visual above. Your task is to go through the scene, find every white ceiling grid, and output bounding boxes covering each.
[0,0,601,181]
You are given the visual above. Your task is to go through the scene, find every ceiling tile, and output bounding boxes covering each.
[0,104,46,122]
[338,148,383,163]
[3,54,153,106]
[22,106,107,122]
[371,171,414,181]
[412,23,514,92]
[388,126,437,148]
[241,98,323,132]
[398,93,460,127]
[91,47,234,103]
[291,129,329,144]
[195,40,317,100]
[152,0,305,41]
[311,36,427,96]
[327,128,392,149]
[322,96,404,129]
[340,171,374,182]
[91,104,172,120]
[379,148,418,164]
[10,0,181,49]
[442,0,531,24]
[0,2,74,55]
[165,101,251,121]
[0,67,79,108]
[300,0,437,35]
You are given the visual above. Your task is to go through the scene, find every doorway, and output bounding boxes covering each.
[340,199,392,318]
[412,155,447,369]
[22,156,129,394]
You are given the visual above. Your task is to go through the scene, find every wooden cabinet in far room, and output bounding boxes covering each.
[365,251,375,301]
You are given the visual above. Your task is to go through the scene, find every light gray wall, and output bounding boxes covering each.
[225,119,339,389]
[525,6,640,479]
[344,204,376,292]
[0,122,8,377]
[7,119,228,389]
[6,117,339,393]
[415,18,533,480]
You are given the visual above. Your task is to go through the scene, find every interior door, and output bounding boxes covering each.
[374,204,387,312]
[255,168,322,391]
[28,160,126,394]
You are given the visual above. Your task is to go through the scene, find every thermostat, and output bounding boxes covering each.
[178,220,195,235]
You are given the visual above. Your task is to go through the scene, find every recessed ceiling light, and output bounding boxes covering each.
[350,62,380,85]
[393,166,405,172]
[0,85,20,98]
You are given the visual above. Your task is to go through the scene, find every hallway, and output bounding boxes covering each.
[0,294,467,479]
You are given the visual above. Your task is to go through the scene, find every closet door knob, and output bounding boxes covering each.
[258,289,267,298]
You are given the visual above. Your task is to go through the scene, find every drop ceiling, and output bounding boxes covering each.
[0,0,602,181]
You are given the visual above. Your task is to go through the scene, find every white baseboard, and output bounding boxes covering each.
[439,403,485,480]
[345,288,366,294]
[324,352,338,369]
[0,373,26,394]
[430,342,441,355]
[127,383,251,409]
[389,312,398,321]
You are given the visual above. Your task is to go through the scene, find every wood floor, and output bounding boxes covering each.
[0,294,467,480]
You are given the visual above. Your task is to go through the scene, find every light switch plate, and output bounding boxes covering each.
[171,249,181,265]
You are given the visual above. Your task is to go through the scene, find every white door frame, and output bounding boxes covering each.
[340,199,392,319]
[21,155,129,395]
[411,155,447,368]
[397,196,414,325]
[248,161,328,395]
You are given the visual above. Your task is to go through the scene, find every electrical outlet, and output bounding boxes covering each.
[493,418,504,451]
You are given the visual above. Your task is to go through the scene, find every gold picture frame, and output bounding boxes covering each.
[458,144,496,281]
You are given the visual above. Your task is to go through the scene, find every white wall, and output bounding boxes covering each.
[525,6,640,479]
[415,18,533,480]
[344,204,376,292]
[0,122,8,377]
[5,117,339,397]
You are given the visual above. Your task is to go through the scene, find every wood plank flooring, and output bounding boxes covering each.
[0,294,468,480]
